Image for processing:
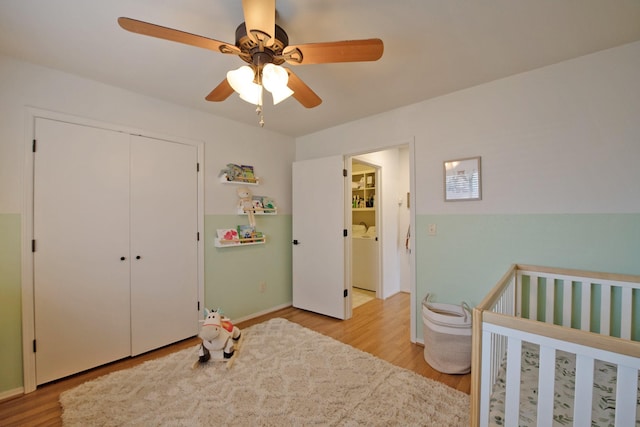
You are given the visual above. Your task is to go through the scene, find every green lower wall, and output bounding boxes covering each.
[204,215,293,319]
[415,213,640,336]
[0,213,292,395]
[2,212,638,394]
[0,214,22,394]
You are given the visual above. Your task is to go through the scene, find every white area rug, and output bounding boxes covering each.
[60,318,469,426]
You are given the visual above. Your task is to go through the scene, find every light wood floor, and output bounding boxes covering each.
[0,292,470,426]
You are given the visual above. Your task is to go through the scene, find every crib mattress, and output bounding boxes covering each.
[489,342,640,426]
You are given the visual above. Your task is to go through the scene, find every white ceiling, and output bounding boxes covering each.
[1,1,639,137]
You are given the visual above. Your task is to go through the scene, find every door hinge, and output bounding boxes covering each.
[197,301,200,311]
[33,339,37,353]
[196,162,200,172]
[343,169,347,177]
[32,239,36,252]
[343,229,348,237]
[197,232,200,241]
[344,289,349,298]
[32,139,37,153]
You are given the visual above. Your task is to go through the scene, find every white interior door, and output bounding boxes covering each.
[130,136,199,355]
[292,156,347,319]
[33,118,131,385]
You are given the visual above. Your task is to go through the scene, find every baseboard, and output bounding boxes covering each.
[233,302,292,324]
[0,387,24,402]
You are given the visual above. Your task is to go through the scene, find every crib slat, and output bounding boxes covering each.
[620,287,632,340]
[580,281,591,331]
[614,365,638,427]
[562,279,572,327]
[600,284,611,335]
[545,278,554,324]
[479,330,494,427]
[530,275,538,320]
[573,354,594,426]
[536,346,555,426]
[504,338,522,426]
[516,272,523,317]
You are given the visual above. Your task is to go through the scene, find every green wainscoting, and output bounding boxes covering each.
[415,214,640,336]
[204,215,293,320]
[3,212,636,394]
[0,213,293,396]
[0,214,22,394]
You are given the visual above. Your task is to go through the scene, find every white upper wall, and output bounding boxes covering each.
[0,54,295,215]
[296,41,640,215]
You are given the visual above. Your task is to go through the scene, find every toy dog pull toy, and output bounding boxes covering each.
[193,308,242,369]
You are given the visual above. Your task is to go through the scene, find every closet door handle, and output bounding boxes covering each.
[120,256,126,261]
[292,239,300,245]
[136,255,141,260]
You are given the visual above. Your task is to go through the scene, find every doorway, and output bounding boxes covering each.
[348,145,412,314]
[291,142,415,331]
[350,159,380,307]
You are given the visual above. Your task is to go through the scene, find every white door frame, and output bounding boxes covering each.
[21,107,205,393]
[345,139,417,342]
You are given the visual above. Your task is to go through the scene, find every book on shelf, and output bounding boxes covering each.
[217,228,239,242]
[236,225,263,241]
[261,196,276,211]
[241,165,256,182]
[237,224,255,239]
[251,196,264,210]
[219,163,258,183]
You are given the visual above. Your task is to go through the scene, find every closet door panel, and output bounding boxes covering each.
[130,136,199,355]
[33,118,131,385]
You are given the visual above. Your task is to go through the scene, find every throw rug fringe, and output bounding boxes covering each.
[60,318,469,426]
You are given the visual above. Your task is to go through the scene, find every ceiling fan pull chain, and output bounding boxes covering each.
[256,104,265,127]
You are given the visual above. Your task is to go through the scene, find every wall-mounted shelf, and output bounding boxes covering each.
[238,207,278,215]
[214,235,266,248]
[219,174,260,185]
[218,163,273,247]
[353,208,374,212]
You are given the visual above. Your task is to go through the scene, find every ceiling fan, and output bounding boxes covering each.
[118,0,383,125]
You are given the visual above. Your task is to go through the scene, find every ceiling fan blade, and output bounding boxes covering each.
[286,69,322,108]
[205,78,234,102]
[241,0,276,45]
[118,17,241,56]
[283,39,384,65]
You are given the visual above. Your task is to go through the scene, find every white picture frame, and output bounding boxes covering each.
[444,156,482,201]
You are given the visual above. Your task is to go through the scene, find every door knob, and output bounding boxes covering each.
[136,255,141,260]
[120,256,126,261]
[292,239,300,245]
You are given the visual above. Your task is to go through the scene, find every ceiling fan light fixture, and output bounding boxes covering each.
[239,85,263,106]
[270,85,294,105]
[227,65,263,105]
[262,64,294,105]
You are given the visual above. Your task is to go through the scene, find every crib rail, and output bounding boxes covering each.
[471,264,640,427]
[471,265,517,423]
[516,264,640,339]
[483,317,640,427]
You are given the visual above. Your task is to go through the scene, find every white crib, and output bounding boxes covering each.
[471,264,640,426]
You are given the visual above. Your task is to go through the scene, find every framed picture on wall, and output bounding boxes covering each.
[444,156,482,201]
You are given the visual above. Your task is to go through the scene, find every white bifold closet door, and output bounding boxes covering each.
[33,118,198,385]
[129,135,198,355]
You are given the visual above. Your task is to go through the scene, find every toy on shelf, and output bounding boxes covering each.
[237,186,256,227]
[194,308,242,368]
[236,195,277,215]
